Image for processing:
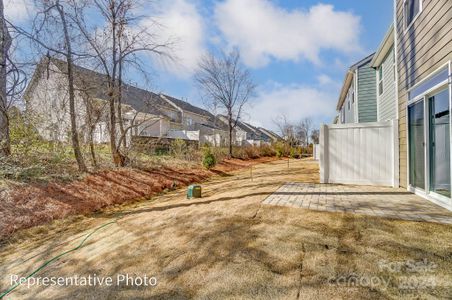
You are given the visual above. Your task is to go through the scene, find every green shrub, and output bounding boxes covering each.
[202,146,216,169]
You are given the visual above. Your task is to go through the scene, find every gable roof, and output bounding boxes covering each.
[257,127,283,141]
[25,57,179,117]
[160,94,214,119]
[336,53,375,111]
[371,24,394,68]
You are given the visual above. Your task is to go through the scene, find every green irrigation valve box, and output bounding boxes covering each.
[187,185,202,199]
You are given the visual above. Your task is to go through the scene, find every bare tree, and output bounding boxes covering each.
[54,1,87,172]
[0,0,12,156]
[273,114,298,147]
[71,0,172,166]
[297,117,313,146]
[195,49,255,157]
[10,0,88,171]
[310,129,319,144]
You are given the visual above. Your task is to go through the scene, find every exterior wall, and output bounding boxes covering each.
[26,63,88,142]
[343,81,356,123]
[183,111,210,129]
[357,62,378,122]
[377,47,397,121]
[234,129,247,146]
[136,118,163,137]
[396,0,452,187]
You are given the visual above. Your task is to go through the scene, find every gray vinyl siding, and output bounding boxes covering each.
[377,47,397,121]
[357,62,377,122]
[396,0,452,187]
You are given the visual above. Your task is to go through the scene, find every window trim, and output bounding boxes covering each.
[378,66,384,96]
[403,0,423,33]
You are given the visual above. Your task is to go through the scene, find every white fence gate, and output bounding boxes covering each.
[320,120,399,187]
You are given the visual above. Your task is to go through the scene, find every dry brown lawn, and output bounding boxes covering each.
[0,159,451,299]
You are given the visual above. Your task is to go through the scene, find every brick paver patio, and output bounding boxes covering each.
[263,183,452,224]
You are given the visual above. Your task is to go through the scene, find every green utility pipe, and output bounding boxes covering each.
[0,220,117,299]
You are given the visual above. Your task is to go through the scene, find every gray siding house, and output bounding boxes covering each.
[336,54,377,124]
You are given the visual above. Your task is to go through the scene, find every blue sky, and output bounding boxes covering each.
[152,0,394,131]
[6,0,394,132]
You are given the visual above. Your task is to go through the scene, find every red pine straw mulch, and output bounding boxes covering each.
[0,157,276,240]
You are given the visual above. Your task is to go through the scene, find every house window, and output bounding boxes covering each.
[378,66,384,96]
[185,117,193,126]
[348,101,350,111]
[341,108,345,123]
[404,0,422,29]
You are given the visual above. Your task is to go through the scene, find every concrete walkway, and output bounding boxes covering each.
[263,182,452,224]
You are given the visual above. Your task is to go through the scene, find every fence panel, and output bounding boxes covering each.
[320,120,398,187]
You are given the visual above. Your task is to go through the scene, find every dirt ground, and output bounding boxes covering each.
[0,159,451,299]
[0,157,275,239]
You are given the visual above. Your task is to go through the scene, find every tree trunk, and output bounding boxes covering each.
[0,0,11,156]
[56,3,87,172]
[88,127,97,168]
[228,115,233,158]
[117,30,126,149]
[110,4,120,166]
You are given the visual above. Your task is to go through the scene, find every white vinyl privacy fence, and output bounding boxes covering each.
[320,120,399,187]
[313,144,320,160]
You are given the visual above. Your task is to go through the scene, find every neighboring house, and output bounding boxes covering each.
[24,58,178,144]
[371,24,398,122]
[24,58,229,147]
[336,53,377,124]
[257,127,283,143]
[159,94,229,147]
[395,0,452,210]
[216,116,277,146]
[216,115,248,146]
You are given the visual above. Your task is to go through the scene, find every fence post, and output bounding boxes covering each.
[392,119,400,188]
[319,124,329,183]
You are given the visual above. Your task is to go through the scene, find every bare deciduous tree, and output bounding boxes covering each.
[0,0,12,156]
[195,49,255,157]
[273,114,297,147]
[10,0,88,171]
[297,117,313,146]
[72,0,172,166]
[310,129,319,144]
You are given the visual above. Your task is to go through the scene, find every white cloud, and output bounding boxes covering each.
[245,81,338,131]
[4,0,35,22]
[214,0,362,68]
[317,74,335,86]
[147,0,205,77]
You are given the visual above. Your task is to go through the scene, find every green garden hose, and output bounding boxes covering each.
[0,220,118,299]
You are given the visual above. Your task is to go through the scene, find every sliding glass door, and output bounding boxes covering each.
[408,101,425,190]
[429,89,450,198]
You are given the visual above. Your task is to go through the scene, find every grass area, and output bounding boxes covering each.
[0,159,451,299]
